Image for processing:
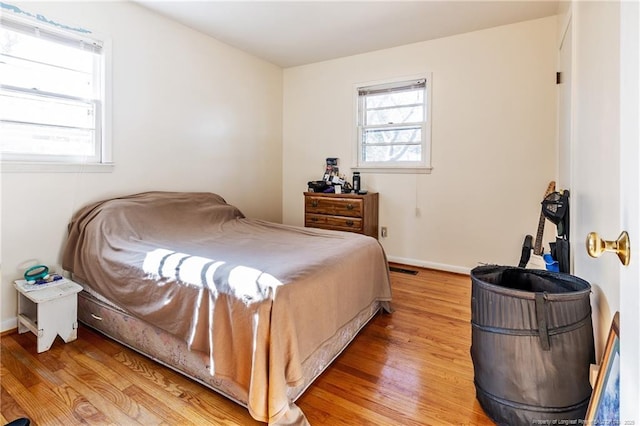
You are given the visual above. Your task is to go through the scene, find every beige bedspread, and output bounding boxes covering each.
[62,191,392,424]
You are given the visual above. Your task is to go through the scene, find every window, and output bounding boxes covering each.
[0,15,109,165]
[356,76,431,172]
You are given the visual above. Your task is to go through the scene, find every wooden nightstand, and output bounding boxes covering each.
[13,278,83,353]
[304,192,379,239]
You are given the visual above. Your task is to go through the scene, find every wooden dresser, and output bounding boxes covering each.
[304,192,379,239]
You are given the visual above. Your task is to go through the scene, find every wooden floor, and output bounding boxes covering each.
[1,266,494,425]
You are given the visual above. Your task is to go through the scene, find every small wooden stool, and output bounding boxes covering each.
[14,279,83,353]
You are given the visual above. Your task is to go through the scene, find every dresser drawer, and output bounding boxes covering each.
[305,196,363,218]
[305,214,363,232]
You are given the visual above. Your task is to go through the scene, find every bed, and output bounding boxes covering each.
[61,191,392,425]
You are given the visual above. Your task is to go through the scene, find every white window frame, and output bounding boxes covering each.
[354,74,432,174]
[0,12,112,173]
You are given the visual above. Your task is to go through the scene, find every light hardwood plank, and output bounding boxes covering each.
[1,366,68,425]
[0,380,30,424]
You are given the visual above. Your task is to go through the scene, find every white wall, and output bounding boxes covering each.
[282,16,558,272]
[0,1,283,331]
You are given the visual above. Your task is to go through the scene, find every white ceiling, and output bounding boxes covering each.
[136,1,562,68]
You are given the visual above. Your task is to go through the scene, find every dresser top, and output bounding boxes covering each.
[304,191,377,198]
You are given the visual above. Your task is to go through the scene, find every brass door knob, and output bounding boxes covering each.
[586,231,630,266]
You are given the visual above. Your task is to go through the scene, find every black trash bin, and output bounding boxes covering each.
[470,265,595,425]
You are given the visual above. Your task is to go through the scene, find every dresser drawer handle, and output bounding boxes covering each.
[310,217,318,222]
[346,220,354,226]
[347,204,354,210]
[311,200,318,207]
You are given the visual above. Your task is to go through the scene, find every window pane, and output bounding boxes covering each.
[357,77,429,168]
[1,55,95,99]
[0,121,95,157]
[363,144,422,162]
[364,126,422,144]
[366,105,423,125]
[0,17,105,164]
[1,91,95,129]
[1,26,94,74]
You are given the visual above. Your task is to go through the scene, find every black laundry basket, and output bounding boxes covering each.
[470,265,595,425]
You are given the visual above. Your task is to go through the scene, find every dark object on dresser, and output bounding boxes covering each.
[307,180,330,193]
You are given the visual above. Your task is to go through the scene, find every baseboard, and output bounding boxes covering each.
[387,256,471,275]
[1,317,17,334]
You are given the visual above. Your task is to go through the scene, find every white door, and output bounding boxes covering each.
[618,1,640,421]
[567,1,639,422]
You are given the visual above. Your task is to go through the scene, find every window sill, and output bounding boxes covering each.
[1,162,115,173]
[352,166,433,174]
